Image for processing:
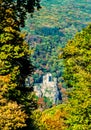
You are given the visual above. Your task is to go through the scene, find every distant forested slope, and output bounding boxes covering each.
[22,0,91,84]
[30,23,91,130]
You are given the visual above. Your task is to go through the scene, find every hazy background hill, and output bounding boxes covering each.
[22,0,91,85]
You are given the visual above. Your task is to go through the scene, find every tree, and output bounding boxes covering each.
[61,25,91,130]
[0,0,41,129]
[31,105,67,130]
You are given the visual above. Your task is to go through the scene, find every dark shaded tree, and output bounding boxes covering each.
[0,0,41,129]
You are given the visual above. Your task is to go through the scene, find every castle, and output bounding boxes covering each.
[34,73,62,105]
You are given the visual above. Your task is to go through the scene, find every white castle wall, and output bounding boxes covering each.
[34,73,60,104]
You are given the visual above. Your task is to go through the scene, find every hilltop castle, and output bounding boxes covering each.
[34,73,62,105]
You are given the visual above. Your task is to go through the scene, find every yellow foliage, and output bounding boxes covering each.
[5,8,13,15]
[6,18,14,25]
[20,32,27,39]
[0,75,10,83]
[0,101,28,130]
[4,27,15,33]
[31,105,67,130]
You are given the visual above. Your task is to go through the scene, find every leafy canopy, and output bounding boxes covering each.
[61,24,91,130]
[0,0,41,129]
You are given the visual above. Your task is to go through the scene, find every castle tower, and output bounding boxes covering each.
[33,73,62,106]
[43,73,52,84]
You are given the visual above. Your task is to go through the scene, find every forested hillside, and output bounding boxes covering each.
[31,24,91,130]
[0,0,91,129]
[22,0,91,84]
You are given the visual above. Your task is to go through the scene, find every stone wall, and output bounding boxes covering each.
[34,73,62,105]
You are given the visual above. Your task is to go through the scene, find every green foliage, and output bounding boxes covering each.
[61,25,91,130]
[1,0,91,129]
[32,24,91,130]
[0,0,41,27]
[31,105,67,130]
[0,101,27,130]
[0,0,41,129]
[22,0,91,84]
[62,25,91,88]
[0,76,28,130]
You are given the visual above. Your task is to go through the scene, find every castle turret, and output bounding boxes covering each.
[43,73,52,84]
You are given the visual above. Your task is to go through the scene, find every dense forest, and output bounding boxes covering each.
[0,0,91,130]
[31,24,91,130]
[22,0,91,85]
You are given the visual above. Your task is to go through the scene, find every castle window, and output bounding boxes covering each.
[49,76,52,82]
